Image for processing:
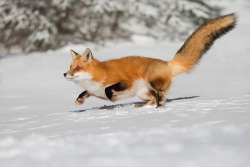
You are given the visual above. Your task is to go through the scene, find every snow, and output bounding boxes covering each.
[1,0,250,166]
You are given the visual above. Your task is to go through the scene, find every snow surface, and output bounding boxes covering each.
[1,0,250,167]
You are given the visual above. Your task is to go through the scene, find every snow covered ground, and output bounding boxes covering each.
[1,0,250,167]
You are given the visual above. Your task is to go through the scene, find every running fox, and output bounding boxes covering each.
[64,14,236,108]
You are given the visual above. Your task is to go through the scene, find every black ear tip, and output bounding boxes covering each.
[71,49,78,55]
[86,48,92,53]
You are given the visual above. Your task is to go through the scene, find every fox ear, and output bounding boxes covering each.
[82,48,93,62]
[70,49,79,60]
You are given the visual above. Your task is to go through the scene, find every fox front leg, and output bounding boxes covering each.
[105,82,130,102]
[75,91,90,105]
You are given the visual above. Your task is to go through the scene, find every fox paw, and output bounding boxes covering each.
[109,91,118,102]
[156,101,166,108]
[110,93,118,102]
[105,88,118,102]
[75,98,85,105]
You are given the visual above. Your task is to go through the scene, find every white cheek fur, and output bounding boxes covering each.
[73,72,93,81]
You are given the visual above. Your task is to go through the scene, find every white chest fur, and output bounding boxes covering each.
[76,79,106,98]
[72,72,106,98]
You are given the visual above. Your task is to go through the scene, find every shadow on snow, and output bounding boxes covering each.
[70,96,200,113]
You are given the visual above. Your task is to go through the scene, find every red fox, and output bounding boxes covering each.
[64,14,236,108]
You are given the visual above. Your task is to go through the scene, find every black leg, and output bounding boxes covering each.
[75,91,90,105]
[105,82,130,101]
[157,93,162,106]
[156,91,166,108]
[77,91,89,99]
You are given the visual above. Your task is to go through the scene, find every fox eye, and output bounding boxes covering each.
[75,67,81,70]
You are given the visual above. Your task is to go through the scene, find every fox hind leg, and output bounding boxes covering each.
[149,77,171,108]
[156,91,166,108]
[137,90,166,108]
[136,90,158,107]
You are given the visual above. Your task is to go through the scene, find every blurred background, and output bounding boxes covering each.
[0,0,222,56]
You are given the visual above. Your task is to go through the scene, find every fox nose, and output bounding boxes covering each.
[63,73,67,77]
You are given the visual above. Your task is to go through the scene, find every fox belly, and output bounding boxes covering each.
[115,79,151,100]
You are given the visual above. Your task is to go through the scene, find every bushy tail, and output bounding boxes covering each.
[169,13,237,77]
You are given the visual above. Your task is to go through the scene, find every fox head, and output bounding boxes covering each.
[64,48,94,82]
